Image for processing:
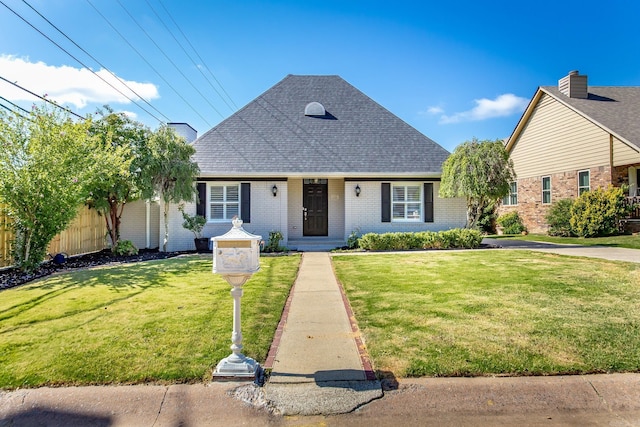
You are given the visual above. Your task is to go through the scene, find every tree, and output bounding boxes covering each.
[87,107,151,250]
[141,125,199,252]
[0,106,100,271]
[440,138,515,229]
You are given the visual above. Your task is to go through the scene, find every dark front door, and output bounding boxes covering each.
[303,180,328,236]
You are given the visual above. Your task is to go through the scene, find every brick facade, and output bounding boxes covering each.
[497,166,613,234]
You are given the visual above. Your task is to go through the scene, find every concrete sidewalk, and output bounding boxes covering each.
[262,252,382,415]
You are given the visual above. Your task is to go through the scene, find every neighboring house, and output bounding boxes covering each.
[158,75,466,252]
[498,71,640,234]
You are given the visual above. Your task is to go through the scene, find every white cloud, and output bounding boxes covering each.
[0,55,159,109]
[420,105,444,115]
[438,94,529,124]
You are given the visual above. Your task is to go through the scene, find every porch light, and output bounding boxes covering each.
[272,184,278,197]
[355,184,361,197]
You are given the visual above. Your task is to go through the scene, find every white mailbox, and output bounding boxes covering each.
[212,218,261,275]
[211,217,262,380]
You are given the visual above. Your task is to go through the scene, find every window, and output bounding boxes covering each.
[392,184,422,221]
[209,184,239,220]
[578,170,590,195]
[503,181,518,206]
[542,176,551,204]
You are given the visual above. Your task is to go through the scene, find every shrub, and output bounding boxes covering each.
[496,212,526,234]
[263,231,285,253]
[358,229,483,251]
[545,199,575,237]
[570,186,629,237]
[113,240,138,256]
[347,228,361,249]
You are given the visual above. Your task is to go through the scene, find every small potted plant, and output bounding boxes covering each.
[179,205,208,252]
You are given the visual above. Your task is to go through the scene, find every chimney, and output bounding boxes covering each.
[558,70,588,99]
[168,122,198,143]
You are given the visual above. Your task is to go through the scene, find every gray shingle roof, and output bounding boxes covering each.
[541,86,640,151]
[192,75,449,177]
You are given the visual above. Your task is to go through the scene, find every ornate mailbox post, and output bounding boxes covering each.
[211,217,262,379]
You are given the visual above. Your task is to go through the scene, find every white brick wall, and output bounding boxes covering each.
[165,181,288,252]
[344,181,467,238]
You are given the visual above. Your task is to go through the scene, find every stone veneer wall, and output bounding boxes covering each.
[498,166,613,234]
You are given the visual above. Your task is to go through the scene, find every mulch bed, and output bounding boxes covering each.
[0,249,192,291]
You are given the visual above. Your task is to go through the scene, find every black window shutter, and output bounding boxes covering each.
[241,183,251,223]
[196,183,206,217]
[381,183,391,223]
[424,183,434,223]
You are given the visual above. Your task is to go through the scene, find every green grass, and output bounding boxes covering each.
[333,251,640,378]
[0,254,300,389]
[491,233,640,249]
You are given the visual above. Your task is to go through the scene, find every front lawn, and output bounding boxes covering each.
[333,251,640,378]
[491,233,640,250]
[0,254,300,389]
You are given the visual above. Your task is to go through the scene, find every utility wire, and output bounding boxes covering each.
[115,0,225,120]
[0,100,29,121]
[157,0,239,110]
[20,0,171,123]
[145,0,236,113]
[86,0,212,127]
[0,95,31,115]
[0,75,85,119]
[0,0,165,123]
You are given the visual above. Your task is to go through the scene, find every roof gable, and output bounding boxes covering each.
[507,85,640,153]
[193,75,449,177]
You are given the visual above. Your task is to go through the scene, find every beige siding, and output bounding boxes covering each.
[510,93,611,179]
[612,135,640,166]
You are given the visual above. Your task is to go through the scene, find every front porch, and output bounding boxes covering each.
[286,237,346,252]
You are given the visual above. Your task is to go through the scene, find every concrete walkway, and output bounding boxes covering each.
[262,252,381,415]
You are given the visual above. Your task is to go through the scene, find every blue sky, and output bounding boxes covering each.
[1,0,639,152]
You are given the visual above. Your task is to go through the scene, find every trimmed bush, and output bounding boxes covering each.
[113,240,138,256]
[358,229,483,251]
[570,186,629,237]
[545,199,575,237]
[496,212,526,234]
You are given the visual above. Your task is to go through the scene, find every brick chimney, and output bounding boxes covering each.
[558,70,588,99]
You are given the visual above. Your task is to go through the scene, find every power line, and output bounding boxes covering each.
[0,0,165,123]
[145,0,237,113]
[0,95,31,115]
[20,0,171,123]
[0,74,85,119]
[86,0,213,128]
[0,100,30,121]
[115,0,225,120]
[157,0,239,110]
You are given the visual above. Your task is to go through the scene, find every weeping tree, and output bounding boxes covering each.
[87,107,151,250]
[0,106,103,271]
[141,125,199,252]
[440,138,515,229]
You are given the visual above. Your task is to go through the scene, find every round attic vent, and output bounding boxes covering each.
[304,102,326,116]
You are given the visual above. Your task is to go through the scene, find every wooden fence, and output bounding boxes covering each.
[0,205,108,269]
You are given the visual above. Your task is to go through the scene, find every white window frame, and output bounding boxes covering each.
[208,183,240,222]
[542,176,551,204]
[391,183,422,222]
[503,181,518,206]
[578,170,590,195]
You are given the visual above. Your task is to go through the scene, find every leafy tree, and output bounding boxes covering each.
[0,106,100,271]
[141,125,199,252]
[87,107,151,250]
[440,138,515,229]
